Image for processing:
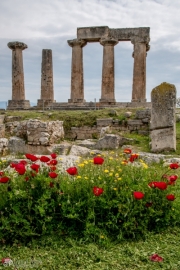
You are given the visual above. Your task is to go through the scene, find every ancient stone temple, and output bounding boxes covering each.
[7,41,30,110]
[37,49,55,108]
[68,26,150,104]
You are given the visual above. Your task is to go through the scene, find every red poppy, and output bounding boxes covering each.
[129,154,138,163]
[93,187,104,196]
[50,153,57,159]
[10,163,16,168]
[66,167,78,175]
[133,191,144,200]
[123,148,132,154]
[25,154,38,162]
[149,254,163,262]
[0,171,4,176]
[169,175,178,182]
[15,163,26,175]
[30,163,40,173]
[170,163,179,169]
[155,182,167,190]
[93,156,104,165]
[50,166,57,171]
[148,181,158,188]
[48,159,58,166]
[0,176,10,183]
[40,156,50,163]
[1,258,13,265]
[20,160,27,165]
[49,172,58,178]
[145,202,153,207]
[25,177,29,181]
[166,194,175,201]
[49,182,54,187]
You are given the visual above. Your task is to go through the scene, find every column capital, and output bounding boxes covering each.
[131,36,150,46]
[100,37,118,46]
[7,41,28,50]
[67,39,87,48]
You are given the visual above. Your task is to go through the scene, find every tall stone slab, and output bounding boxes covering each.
[68,39,87,103]
[7,41,30,110]
[99,38,118,104]
[37,49,55,108]
[150,82,176,152]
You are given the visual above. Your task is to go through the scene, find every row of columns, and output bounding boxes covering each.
[6,38,148,109]
[68,37,148,104]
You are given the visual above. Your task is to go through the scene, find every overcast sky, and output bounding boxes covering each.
[0,0,180,105]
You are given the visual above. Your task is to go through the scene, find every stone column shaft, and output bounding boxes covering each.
[7,41,30,110]
[68,39,87,103]
[100,38,118,104]
[132,41,147,102]
[41,49,54,100]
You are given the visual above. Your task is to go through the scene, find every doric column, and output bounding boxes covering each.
[99,38,118,104]
[67,39,87,103]
[37,49,55,108]
[131,38,150,102]
[7,41,30,110]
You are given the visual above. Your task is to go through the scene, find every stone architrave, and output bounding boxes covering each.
[150,82,176,152]
[99,38,118,104]
[37,49,55,108]
[131,38,149,102]
[7,41,30,110]
[67,39,87,103]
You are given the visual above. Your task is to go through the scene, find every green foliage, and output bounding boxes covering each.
[0,153,179,245]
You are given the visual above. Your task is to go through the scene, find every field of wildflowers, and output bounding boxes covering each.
[0,149,179,246]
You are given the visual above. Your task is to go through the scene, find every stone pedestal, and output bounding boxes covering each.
[99,38,118,104]
[150,82,176,152]
[68,39,87,103]
[37,99,56,109]
[7,41,30,109]
[7,100,30,110]
[131,40,147,102]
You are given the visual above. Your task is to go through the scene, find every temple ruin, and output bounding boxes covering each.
[67,26,150,104]
[7,41,30,110]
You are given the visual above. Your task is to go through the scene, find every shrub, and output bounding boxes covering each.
[0,152,179,243]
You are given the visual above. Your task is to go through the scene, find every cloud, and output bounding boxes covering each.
[0,0,180,104]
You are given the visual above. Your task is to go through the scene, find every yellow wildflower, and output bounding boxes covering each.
[109,173,113,176]
[104,169,109,173]
[113,188,117,191]
[117,178,122,181]
[77,176,81,179]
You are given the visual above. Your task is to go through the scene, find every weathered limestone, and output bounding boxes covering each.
[94,134,120,150]
[68,39,87,103]
[7,41,30,110]
[150,82,176,152]
[73,26,150,103]
[100,38,118,104]
[37,49,55,108]
[131,38,149,102]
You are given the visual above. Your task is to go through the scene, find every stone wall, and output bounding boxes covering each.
[66,109,151,140]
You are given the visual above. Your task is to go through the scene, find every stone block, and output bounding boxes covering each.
[97,118,113,127]
[150,82,176,129]
[94,134,120,150]
[8,137,26,153]
[150,128,176,152]
[0,138,8,155]
[0,115,5,124]
[135,109,151,119]
[77,26,109,41]
[0,124,5,138]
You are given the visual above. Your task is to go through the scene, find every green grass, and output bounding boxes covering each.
[1,227,180,269]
